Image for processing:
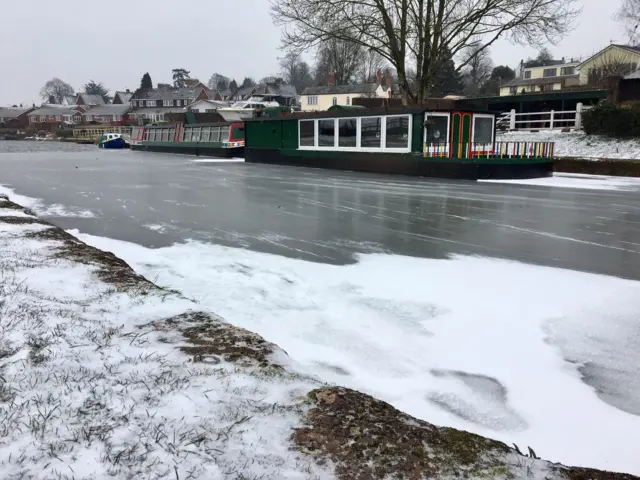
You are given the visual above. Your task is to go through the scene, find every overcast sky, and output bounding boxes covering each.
[0,0,626,106]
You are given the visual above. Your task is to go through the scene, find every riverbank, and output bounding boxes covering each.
[0,192,637,479]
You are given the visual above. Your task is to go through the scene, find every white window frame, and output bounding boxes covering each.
[423,112,450,155]
[163,99,173,107]
[298,115,412,153]
[472,113,495,145]
[146,100,156,107]
[307,96,318,106]
[471,113,495,154]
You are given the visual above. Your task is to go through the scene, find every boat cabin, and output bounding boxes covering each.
[243,107,554,179]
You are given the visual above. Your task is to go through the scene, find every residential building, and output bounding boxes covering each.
[227,82,297,105]
[61,96,78,106]
[0,107,35,128]
[187,99,228,113]
[82,105,131,125]
[300,71,392,111]
[499,59,580,96]
[27,105,87,126]
[129,83,216,122]
[113,90,133,105]
[577,44,640,85]
[76,93,106,106]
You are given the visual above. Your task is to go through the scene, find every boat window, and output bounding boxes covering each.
[338,118,357,147]
[168,128,175,141]
[385,115,410,149]
[162,128,170,142]
[220,126,230,142]
[424,113,449,144]
[472,114,494,144]
[299,120,315,147]
[201,127,211,142]
[360,117,382,148]
[318,119,335,147]
[211,127,221,142]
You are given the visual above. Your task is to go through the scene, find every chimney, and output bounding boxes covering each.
[376,70,382,86]
[126,88,130,93]
[385,70,391,90]
[328,72,336,87]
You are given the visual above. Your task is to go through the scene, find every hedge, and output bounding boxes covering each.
[583,101,640,137]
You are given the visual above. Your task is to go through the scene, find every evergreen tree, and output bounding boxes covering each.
[84,80,109,98]
[241,77,256,88]
[172,68,191,88]
[430,51,464,97]
[140,73,153,89]
[229,79,239,92]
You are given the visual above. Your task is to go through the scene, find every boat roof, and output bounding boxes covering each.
[145,121,238,129]
[245,106,494,122]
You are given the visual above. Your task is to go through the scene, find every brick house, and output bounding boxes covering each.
[0,107,36,129]
[129,81,215,122]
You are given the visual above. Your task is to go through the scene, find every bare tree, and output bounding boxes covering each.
[586,57,639,86]
[314,39,363,85]
[270,0,580,104]
[616,0,640,44]
[462,45,493,94]
[358,49,388,83]
[279,51,314,92]
[40,78,75,104]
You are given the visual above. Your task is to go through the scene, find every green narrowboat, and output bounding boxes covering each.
[130,122,245,157]
[243,107,554,179]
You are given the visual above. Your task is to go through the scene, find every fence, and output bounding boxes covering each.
[73,126,132,140]
[423,141,554,159]
[496,103,590,131]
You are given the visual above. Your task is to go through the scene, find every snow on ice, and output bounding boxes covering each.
[482,172,640,191]
[71,231,640,475]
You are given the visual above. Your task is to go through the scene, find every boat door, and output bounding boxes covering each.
[423,112,450,157]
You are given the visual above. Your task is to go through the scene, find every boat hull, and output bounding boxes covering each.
[99,138,128,149]
[131,143,244,158]
[244,148,553,180]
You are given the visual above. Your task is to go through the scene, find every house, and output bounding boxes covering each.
[0,107,35,128]
[577,44,640,85]
[130,86,201,122]
[83,104,131,125]
[187,99,229,113]
[76,93,106,106]
[113,90,133,105]
[61,95,78,106]
[300,72,392,111]
[499,59,580,96]
[27,105,87,126]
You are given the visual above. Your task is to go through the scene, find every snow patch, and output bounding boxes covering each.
[481,173,640,191]
[0,185,97,218]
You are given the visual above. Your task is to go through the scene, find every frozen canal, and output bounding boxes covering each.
[2,141,640,474]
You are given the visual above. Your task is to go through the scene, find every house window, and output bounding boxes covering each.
[300,120,315,146]
[163,100,174,107]
[360,117,382,148]
[332,97,337,106]
[338,118,357,147]
[385,115,410,149]
[543,68,557,77]
[543,84,554,91]
[524,71,531,79]
[318,119,336,147]
[346,97,350,106]
[560,66,575,75]
[146,100,156,107]
[307,96,318,106]
[472,114,494,144]
[509,86,517,94]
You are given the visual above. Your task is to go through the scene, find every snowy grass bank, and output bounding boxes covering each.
[0,194,636,479]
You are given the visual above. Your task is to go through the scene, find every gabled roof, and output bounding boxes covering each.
[113,91,132,104]
[29,106,82,116]
[77,93,106,105]
[187,99,229,108]
[578,44,640,67]
[85,104,131,115]
[62,95,78,105]
[0,107,34,118]
[302,83,379,96]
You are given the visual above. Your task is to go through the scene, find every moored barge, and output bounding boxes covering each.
[243,107,554,180]
[130,122,245,157]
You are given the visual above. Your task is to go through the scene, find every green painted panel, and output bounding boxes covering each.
[282,120,298,149]
[461,114,471,158]
[246,120,283,149]
[411,113,423,153]
[451,114,461,158]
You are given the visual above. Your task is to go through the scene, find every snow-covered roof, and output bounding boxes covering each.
[85,104,130,115]
[0,107,33,119]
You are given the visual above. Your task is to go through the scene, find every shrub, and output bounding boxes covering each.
[583,101,640,137]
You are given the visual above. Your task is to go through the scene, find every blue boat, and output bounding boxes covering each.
[98,133,129,149]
